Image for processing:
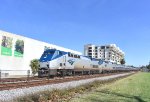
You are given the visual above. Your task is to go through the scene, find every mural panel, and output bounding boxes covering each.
[14,40,24,57]
[1,36,13,56]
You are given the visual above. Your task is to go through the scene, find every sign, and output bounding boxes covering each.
[1,36,13,56]
[14,40,24,57]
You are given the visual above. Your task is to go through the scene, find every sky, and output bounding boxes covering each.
[0,0,150,66]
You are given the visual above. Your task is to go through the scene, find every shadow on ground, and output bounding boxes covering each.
[78,90,149,102]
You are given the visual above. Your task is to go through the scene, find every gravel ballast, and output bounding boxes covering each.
[0,72,134,102]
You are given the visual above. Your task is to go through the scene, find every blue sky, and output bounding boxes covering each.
[0,0,150,66]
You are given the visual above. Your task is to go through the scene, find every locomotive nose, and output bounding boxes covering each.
[40,62,49,68]
[46,61,50,68]
[47,64,49,68]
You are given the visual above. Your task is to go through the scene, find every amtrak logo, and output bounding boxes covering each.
[98,60,104,65]
[68,59,75,65]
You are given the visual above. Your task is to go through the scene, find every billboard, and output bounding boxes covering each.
[1,36,13,56]
[14,39,24,57]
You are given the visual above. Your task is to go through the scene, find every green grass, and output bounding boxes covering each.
[71,72,150,102]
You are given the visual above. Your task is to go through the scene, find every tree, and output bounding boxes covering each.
[30,59,39,76]
[146,64,150,70]
[120,58,125,65]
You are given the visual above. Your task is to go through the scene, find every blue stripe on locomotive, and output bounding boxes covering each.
[39,49,67,62]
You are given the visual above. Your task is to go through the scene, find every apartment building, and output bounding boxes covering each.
[84,44,124,64]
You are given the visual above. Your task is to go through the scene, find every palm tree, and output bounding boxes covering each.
[30,59,39,76]
[120,58,125,65]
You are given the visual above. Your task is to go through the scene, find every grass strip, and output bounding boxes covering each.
[71,72,150,102]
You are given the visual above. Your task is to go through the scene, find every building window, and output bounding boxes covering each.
[88,53,92,55]
[88,50,92,52]
[101,46,105,49]
[106,46,109,49]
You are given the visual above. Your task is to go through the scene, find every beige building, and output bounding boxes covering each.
[84,44,124,64]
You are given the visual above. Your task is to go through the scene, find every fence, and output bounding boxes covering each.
[0,70,36,84]
[0,69,59,84]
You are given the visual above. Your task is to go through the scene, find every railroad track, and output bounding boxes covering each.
[0,72,126,91]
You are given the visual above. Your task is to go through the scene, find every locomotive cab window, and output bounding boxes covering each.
[71,54,73,57]
[42,53,47,57]
[68,53,71,57]
[60,63,62,66]
[74,55,77,58]
[47,51,55,55]
[59,51,62,55]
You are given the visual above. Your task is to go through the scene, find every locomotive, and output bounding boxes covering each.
[38,49,135,77]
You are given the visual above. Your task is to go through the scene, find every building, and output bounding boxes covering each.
[0,30,81,77]
[84,44,124,64]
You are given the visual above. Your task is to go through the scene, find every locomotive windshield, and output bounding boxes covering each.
[39,50,55,62]
[42,51,54,57]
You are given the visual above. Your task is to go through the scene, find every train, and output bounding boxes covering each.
[38,49,137,77]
